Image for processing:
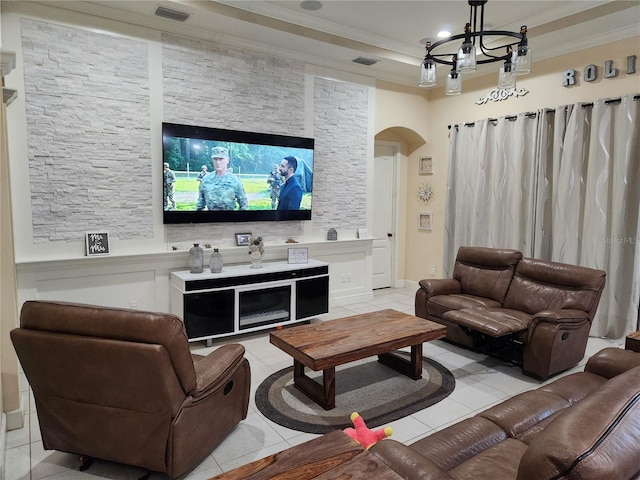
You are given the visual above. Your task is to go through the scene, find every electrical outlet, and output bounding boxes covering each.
[430,265,436,276]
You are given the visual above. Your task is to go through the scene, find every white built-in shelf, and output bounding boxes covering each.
[1,51,17,105]
[3,88,17,105]
[1,51,16,76]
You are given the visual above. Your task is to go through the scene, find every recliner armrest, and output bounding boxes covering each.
[585,347,640,379]
[370,439,454,480]
[527,309,589,342]
[191,344,246,398]
[418,278,461,298]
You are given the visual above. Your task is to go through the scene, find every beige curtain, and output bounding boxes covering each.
[444,113,540,269]
[548,95,640,337]
[445,94,640,338]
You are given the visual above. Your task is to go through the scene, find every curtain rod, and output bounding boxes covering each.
[448,94,640,129]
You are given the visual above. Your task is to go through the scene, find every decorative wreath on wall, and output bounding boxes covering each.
[417,183,434,204]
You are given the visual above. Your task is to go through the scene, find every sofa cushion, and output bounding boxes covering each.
[449,438,528,480]
[410,417,507,471]
[370,440,454,480]
[503,258,606,317]
[428,295,502,320]
[516,365,640,480]
[443,307,532,337]
[479,390,570,439]
[453,247,522,304]
[537,370,607,404]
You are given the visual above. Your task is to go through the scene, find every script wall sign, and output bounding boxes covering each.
[563,55,637,87]
[476,87,529,105]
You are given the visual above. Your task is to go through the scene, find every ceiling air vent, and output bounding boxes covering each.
[352,57,379,66]
[155,6,190,22]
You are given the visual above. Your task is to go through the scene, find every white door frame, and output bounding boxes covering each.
[374,140,402,288]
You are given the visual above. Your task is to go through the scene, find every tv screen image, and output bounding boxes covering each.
[162,122,314,224]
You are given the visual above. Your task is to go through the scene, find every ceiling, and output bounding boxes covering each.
[36,0,640,86]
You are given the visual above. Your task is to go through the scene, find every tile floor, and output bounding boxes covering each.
[4,285,623,480]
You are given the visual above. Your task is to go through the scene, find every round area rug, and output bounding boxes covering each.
[255,352,455,434]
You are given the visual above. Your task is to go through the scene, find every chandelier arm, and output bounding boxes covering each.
[427,30,523,65]
[476,1,484,46]
[470,4,478,45]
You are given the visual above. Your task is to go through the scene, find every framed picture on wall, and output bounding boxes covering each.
[419,156,434,175]
[85,232,110,256]
[418,213,433,231]
[235,233,251,246]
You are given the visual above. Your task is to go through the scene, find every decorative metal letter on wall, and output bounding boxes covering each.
[475,87,529,105]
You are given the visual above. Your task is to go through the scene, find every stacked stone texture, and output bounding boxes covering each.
[22,19,152,243]
[20,20,370,245]
[313,77,368,228]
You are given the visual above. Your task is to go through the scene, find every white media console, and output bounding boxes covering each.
[170,259,329,344]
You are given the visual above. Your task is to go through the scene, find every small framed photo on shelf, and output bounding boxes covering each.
[287,247,308,264]
[419,156,434,175]
[418,212,433,231]
[235,233,251,246]
[86,232,110,256]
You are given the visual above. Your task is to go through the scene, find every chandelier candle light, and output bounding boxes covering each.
[419,0,531,94]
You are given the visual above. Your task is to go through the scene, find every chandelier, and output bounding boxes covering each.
[419,0,531,95]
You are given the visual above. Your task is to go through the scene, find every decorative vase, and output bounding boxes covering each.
[210,248,223,273]
[189,243,204,273]
[249,250,263,269]
[248,236,264,269]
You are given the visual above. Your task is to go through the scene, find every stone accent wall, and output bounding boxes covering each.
[19,22,369,247]
[162,34,307,243]
[162,34,305,135]
[21,19,152,242]
[312,77,368,228]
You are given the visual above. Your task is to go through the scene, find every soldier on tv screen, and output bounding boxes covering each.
[196,147,248,211]
[163,162,176,210]
[267,164,283,210]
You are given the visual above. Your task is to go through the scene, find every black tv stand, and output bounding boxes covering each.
[170,260,329,344]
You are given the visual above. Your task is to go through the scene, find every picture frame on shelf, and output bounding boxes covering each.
[419,156,434,175]
[287,247,308,264]
[235,233,251,246]
[85,232,110,256]
[418,212,433,231]
[357,227,369,239]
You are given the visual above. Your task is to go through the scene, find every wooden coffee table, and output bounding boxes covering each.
[269,309,446,410]
[209,430,403,479]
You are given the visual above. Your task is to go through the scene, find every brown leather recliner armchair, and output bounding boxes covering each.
[11,300,251,478]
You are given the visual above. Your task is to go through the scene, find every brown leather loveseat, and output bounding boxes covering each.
[370,347,640,479]
[11,300,251,478]
[415,246,606,379]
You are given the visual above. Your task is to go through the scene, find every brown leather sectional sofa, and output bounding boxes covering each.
[415,246,607,379]
[370,347,640,480]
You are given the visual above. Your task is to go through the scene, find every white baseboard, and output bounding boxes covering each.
[5,397,24,432]
[329,291,375,307]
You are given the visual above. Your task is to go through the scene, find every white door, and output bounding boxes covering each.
[372,144,396,289]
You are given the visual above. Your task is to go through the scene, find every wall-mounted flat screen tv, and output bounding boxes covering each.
[162,122,314,224]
